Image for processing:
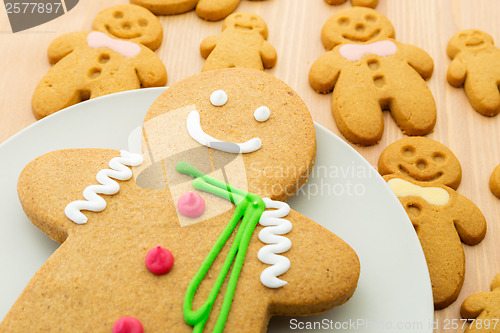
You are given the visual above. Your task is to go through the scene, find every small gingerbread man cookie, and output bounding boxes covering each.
[200,12,277,71]
[309,7,436,146]
[32,31,167,119]
[131,0,267,21]
[447,29,500,117]
[92,4,164,51]
[490,164,500,198]
[378,137,462,190]
[379,137,486,309]
[461,273,500,332]
[324,0,378,8]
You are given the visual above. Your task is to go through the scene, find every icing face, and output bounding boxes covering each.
[139,68,316,202]
[322,7,395,49]
[387,178,450,206]
[379,137,462,189]
[223,12,269,39]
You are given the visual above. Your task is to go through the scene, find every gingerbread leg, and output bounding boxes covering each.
[465,78,500,116]
[196,0,240,21]
[331,87,383,146]
[390,85,436,136]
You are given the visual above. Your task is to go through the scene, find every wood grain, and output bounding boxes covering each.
[0,0,499,331]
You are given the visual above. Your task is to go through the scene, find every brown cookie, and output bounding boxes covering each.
[92,4,164,51]
[5,69,360,332]
[200,12,276,71]
[378,137,462,190]
[447,29,500,117]
[384,175,487,309]
[490,164,500,198]
[31,31,167,119]
[309,7,436,146]
[324,0,378,8]
[130,0,267,21]
[461,274,500,332]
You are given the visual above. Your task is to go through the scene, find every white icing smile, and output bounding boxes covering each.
[187,110,262,153]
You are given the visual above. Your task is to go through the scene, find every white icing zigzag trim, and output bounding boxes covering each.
[258,198,292,288]
[64,150,143,224]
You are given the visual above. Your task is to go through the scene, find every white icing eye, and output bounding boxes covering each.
[210,90,228,107]
[254,106,270,122]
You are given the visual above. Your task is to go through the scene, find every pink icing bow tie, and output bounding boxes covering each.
[339,40,397,61]
[86,31,141,58]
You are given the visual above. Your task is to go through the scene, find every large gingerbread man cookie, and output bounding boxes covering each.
[131,0,267,21]
[31,30,167,119]
[200,12,276,71]
[324,0,378,8]
[461,273,500,332]
[379,137,486,309]
[447,29,500,117]
[309,7,436,146]
[3,69,360,332]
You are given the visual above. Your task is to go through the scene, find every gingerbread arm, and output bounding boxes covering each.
[447,56,468,87]
[17,149,123,243]
[398,42,434,80]
[47,31,88,64]
[352,0,378,8]
[451,193,487,246]
[200,35,219,59]
[260,40,277,69]
[133,47,168,87]
[309,51,341,93]
[461,292,490,319]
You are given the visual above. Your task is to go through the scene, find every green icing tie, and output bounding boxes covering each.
[176,161,266,333]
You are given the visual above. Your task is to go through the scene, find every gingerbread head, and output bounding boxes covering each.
[6,69,360,332]
[447,29,494,59]
[320,7,394,50]
[378,137,462,190]
[309,7,436,146]
[92,4,164,50]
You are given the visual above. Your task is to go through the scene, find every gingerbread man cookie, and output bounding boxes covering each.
[92,4,164,51]
[378,137,462,190]
[131,0,267,21]
[461,273,500,332]
[4,69,360,332]
[324,0,378,8]
[200,12,276,71]
[380,138,486,309]
[309,7,436,146]
[490,164,500,199]
[447,29,500,117]
[31,29,167,119]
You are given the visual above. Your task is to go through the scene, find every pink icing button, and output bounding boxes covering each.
[177,191,205,218]
[145,246,174,275]
[112,316,143,333]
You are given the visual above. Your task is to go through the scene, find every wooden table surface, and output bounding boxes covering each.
[1,0,499,331]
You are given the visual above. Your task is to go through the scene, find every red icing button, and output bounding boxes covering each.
[112,316,143,333]
[145,246,174,275]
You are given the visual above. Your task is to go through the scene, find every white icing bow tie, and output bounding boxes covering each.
[339,40,397,61]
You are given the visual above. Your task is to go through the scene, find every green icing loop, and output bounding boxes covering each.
[176,161,266,333]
